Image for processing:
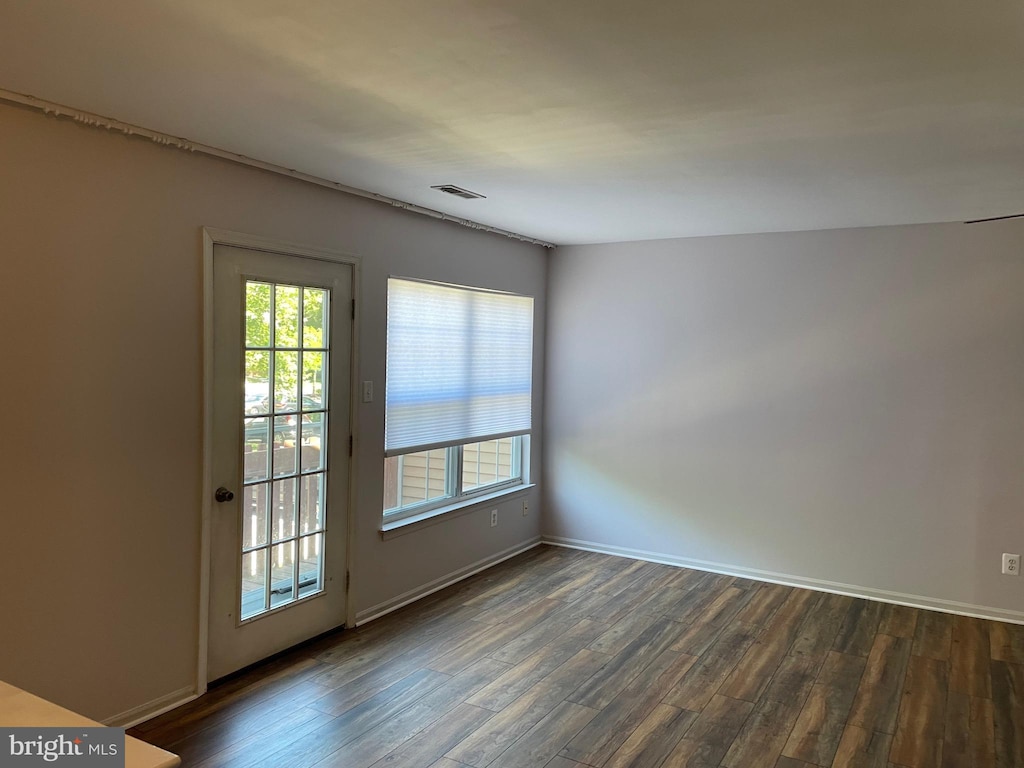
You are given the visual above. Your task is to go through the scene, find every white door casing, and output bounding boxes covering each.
[206,236,354,682]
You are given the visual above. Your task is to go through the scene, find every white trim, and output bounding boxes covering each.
[103,686,198,729]
[199,228,362,690]
[197,229,215,696]
[389,274,536,298]
[202,228,366,265]
[384,430,530,459]
[345,256,363,633]
[355,537,542,625]
[380,484,535,540]
[542,535,1024,626]
[0,90,554,248]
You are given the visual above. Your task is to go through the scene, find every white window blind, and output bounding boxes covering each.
[385,278,534,456]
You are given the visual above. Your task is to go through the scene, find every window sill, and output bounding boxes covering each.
[379,484,536,541]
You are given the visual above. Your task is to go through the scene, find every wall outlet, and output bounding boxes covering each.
[1003,553,1020,576]
[522,500,529,516]
[490,509,498,527]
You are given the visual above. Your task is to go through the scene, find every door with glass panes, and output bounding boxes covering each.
[208,243,351,682]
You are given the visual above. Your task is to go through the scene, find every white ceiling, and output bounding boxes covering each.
[1,0,1022,244]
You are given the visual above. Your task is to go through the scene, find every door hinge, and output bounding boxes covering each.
[351,299,355,319]
[349,434,353,456]
[345,571,351,591]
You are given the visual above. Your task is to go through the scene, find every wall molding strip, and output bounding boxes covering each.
[103,685,199,730]
[355,537,542,625]
[0,89,555,249]
[543,535,1024,626]
[105,537,541,727]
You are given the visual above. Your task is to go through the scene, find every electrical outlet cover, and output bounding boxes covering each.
[1002,553,1020,576]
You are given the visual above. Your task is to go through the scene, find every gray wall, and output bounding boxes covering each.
[0,103,545,722]
[545,222,1024,618]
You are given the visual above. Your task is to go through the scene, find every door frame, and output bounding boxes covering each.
[198,227,361,693]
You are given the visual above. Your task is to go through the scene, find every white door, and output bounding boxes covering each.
[208,243,352,681]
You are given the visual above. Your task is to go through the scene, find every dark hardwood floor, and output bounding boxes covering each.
[130,545,1024,767]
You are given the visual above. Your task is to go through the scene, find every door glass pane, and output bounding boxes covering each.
[245,350,270,415]
[302,351,327,410]
[243,418,271,481]
[275,285,300,348]
[300,413,326,472]
[272,477,297,543]
[299,473,326,533]
[303,288,328,349]
[298,534,323,599]
[242,485,269,549]
[273,418,297,476]
[274,351,299,411]
[241,549,266,617]
[245,283,272,347]
[270,541,296,608]
[241,279,331,621]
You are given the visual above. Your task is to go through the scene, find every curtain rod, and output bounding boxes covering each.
[0,88,555,249]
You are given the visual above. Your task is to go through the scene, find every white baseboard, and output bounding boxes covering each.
[104,538,543,728]
[104,685,199,729]
[355,537,543,625]
[543,535,1024,626]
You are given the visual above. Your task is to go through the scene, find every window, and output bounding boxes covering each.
[383,436,524,516]
[240,281,330,619]
[383,278,533,522]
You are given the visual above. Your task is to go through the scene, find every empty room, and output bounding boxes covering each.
[0,2,1022,767]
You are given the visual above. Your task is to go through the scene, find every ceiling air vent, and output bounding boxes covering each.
[431,184,486,200]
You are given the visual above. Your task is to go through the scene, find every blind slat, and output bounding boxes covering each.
[385,278,534,454]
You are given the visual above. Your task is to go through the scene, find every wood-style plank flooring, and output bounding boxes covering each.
[131,546,1024,768]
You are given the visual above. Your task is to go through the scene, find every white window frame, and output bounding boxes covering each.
[384,436,527,523]
[382,276,534,530]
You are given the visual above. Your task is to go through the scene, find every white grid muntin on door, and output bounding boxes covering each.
[240,280,330,620]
